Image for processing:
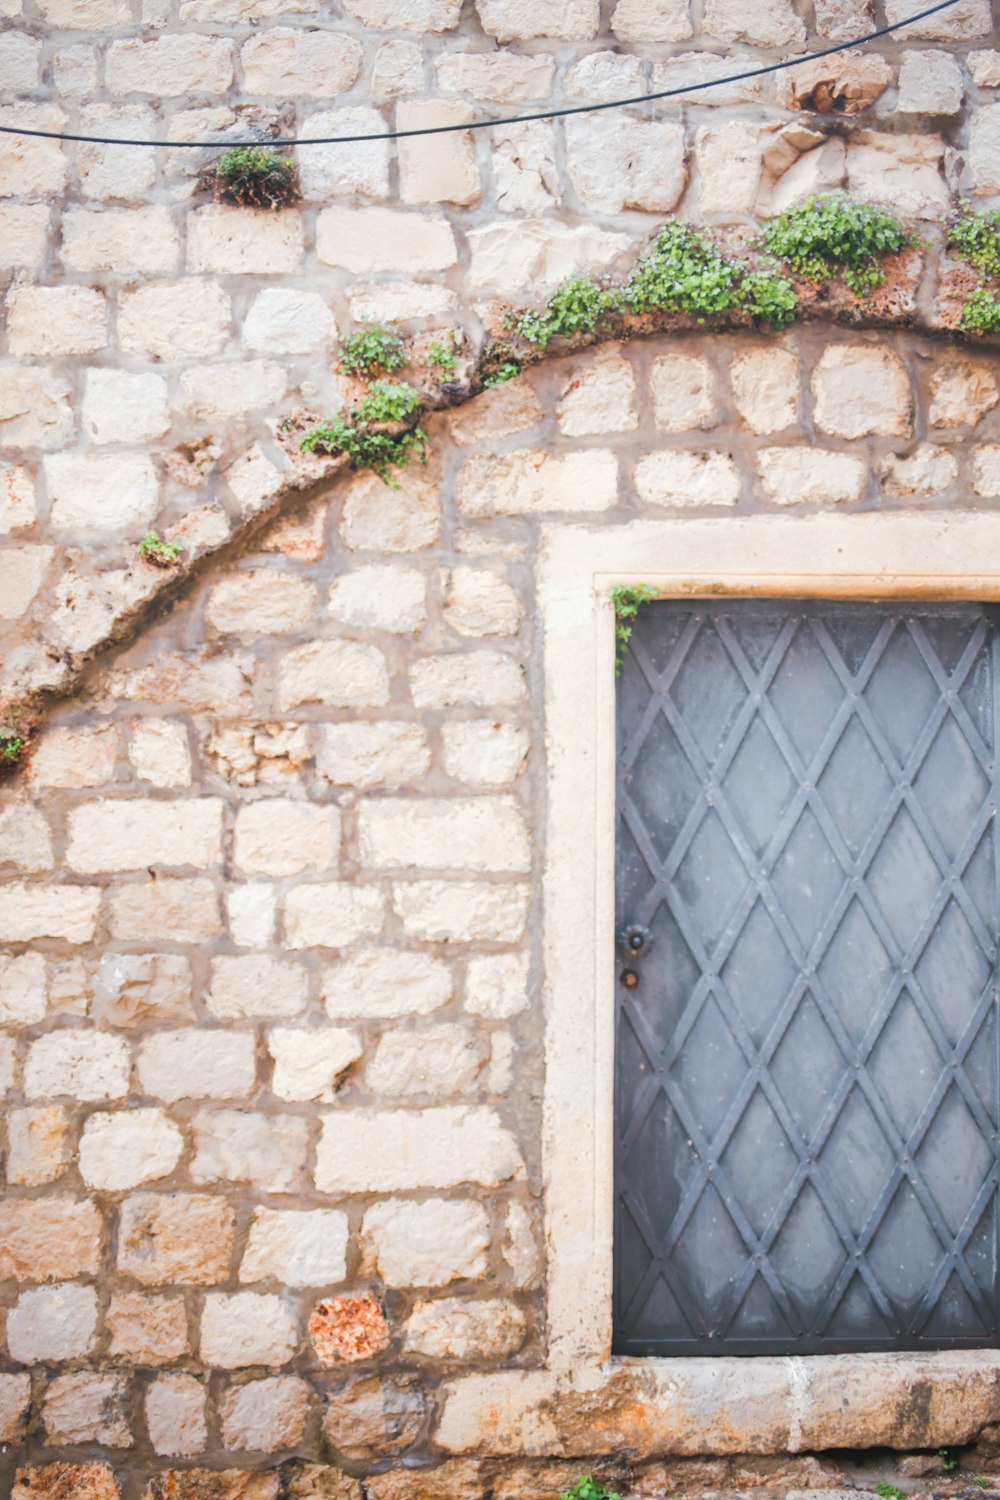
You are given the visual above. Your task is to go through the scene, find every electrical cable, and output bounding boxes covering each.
[0,0,963,149]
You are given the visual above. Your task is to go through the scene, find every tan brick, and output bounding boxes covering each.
[83,370,171,446]
[651,353,718,433]
[0,802,52,872]
[476,0,599,39]
[317,1107,522,1192]
[297,107,391,200]
[435,50,554,101]
[557,352,637,437]
[0,367,74,450]
[0,1197,101,1281]
[0,203,48,270]
[565,116,686,214]
[448,381,542,446]
[117,1192,235,1286]
[128,720,192,789]
[611,0,692,39]
[367,1024,486,1099]
[730,347,800,435]
[343,0,461,23]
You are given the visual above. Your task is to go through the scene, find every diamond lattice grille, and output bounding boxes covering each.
[614,602,1000,1355]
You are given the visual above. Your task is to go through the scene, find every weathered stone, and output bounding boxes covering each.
[448,382,543,446]
[704,0,805,46]
[342,0,461,24]
[0,883,100,943]
[268,1027,363,1102]
[341,471,440,552]
[110,878,222,944]
[225,445,285,515]
[128,720,191,789]
[969,50,1000,86]
[650,50,763,104]
[228,885,277,947]
[43,1373,132,1448]
[0,32,38,92]
[393,879,529,941]
[317,722,431,789]
[845,131,949,218]
[316,1107,522,1192]
[0,1372,30,1442]
[556,352,637,437]
[146,1374,207,1457]
[405,1297,526,1359]
[107,1291,189,1362]
[119,280,231,359]
[6,285,106,357]
[0,803,52,873]
[244,289,337,354]
[222,1376,310,1451]
[277,639,390,710]
[187,205,304,275]
[83,369,170,446]
[191,1109,309,1192]
[284,883,386,949]
[12,1466,121,1500]
[504,1201,542,1287]
[456,451,617,516]
[929,360,999,427]
[565,116,686,214]
[0,366,74,449]
[635,450,740,508]
[108,650,253,716]
[106,35,233,94]
[328,565,428,633]
[492,121,558,214]
[398,100,480,206]
[436,51,553,102]
[611,0,691,40]
[310,1294,391,1364]
[0,461,36,533]
[80,1109,183,1191]
[757,446,867,505]
[45,452,158,533]
[1,543,53,619]
[367,1024,486,1099]
[730,348,799,434]
[467,219,630,294]
[241,28,361,96]
[323,948,452,1019]
[898,48,963,113]
[6,1106,72,1186]
[206,722,312,787]
[465,951,529,1018]
[137,1030,256,1101]
[814,0,874,39]
[879,444,958,498]
[0,203,48,269]
[143,1473,280,1500]
[318,207,457,273]
[7,1283,98,1361]
[200,1292,298,1369]
[297,108,390,199]
[67,798,222,874]
[347,280,458,322]
[696,121,766,213]
[92,953,193,1028]
[813,345,911,437]
[118,1193,235,1286]
[322,1376,426,1466]
[206,954,309,1022]
[476,0,598,39]
[442,722,528,786]
[75,105,157,203]
[0,1198,101,1281]
[651,353,718,433]
[25,1031,129,1102]
[972,446,1000,498]
[181,360,288,420]
[776,52,891,111]
[363,1198,489,1286]
[0,104,67,197]
[233,801,338,879]
[62,205,179,275]
[885,0,990,37]
[241,1206,350,1286]
[373,39,425,94]
[0,951,45,1025]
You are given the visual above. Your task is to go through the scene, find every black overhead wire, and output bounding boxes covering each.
[0,0,964,149]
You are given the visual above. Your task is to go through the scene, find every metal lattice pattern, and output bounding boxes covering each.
[614,602,1000,1355]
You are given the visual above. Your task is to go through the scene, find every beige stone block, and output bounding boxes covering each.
[191,1108,309,1193]
[346,279,459,323]
[813,345,911,437]
[297,107,390,200]
[45,452,158,533]
[108,1291,189,1362]
[476,0,598,39]
[328,565,427,634]
[373,37,425,93]
[0,542,52,619]
[696,122,764,215]
[30,726,118,789]
[879,444,958,499]
[235,801,339,879]
[277,638,390,711]
[405,1297,525,1359]
[394,880,529,942]
[885,0,990,38]
[0,204,48,270]
[363,1198,489,1286]
[80,1108,183,1191]
[242,1206,349,1286]
[0,461,35,532]
[465,951,529,1018]
[504,1201,541,1287]
[316,1106,521,1192]
[652,50,763,104]
[0,105,67,198]
[343,0,461,23]
[928,359,999,428]
[898,48,962,112]
[367,1023,486,1099]
[436,50,553,102]
[565,116,686,214]
[757,446,867,505]
[205,723,312,789]
[244,289,336,356]
[0,1035,13,1098]
[83,369,170,447]
[0,366,73,449]
[456,450,617,517]
[972,446,1000,498]
[118,1192,235,1285]
[0,1197,101,1280]
[93,951,195,1030]
[969,50,1000,86]
[341,472,440,552]
[201,1291,297,1369]
[6,285,105,356]
[128,720,191,789]
[635,450,740,508]
[0,950,45,1024]
[775,52,891,112]
[225,445,285,516]
[207,954,309,1021]
[566,49,643,101]
[61,205,180,274]
[146,1373,207,1458]
[227,885,277,947]
[448,380,542,446]
[187,205,305,275]
[110,877,221,943]
[108,649,253,716]
[443,569,522,638]
[0,802,52,873]
[221,1376,309,1452]
[441,722,528,787]
[323,948,452,1019]
[268,1026,363,1102]
[317,207,458,273]
[67,798,222,874]
[845,131,949,218]
[137,1030,256,1102]
[730,347,799,435]
[106,34,233,94]
[76,105,157,203]
[611,0,691,39]
[241,27,361,96]
[0,883,99,943]
[207,573,316,636]
[38,0,130,21]
[283,882,386,950]
[398,100,480,206]
[6,1106,72,1186]
[43,1373,131,1448]
[0,1373,30,1442]
[359,796,530,874]
[704,0,805,45]
[410,651,525,709]
[181,359,288,419]
[651,354,718,433]
[492,120,558,214]
[556,353,637,437]
[317,721,430,789]
[0,31,39,91]
[7,1284,97,1361]
[119,280,231,359]
[25,1030,129,1101]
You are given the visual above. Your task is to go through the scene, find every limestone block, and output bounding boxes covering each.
[13,1466,122,1500]
[7,1284,97,1361]
[241,28,361,96]
[93,952,195,1028]
[464,951,529,1018]
[476,0,599,39]
[556,352,636,437]
[188,206,305,275]
[493,121,558,214]
[704,0,806,46]
[0,465,34,532]
[972,446,1000,498]
[373,39,425,94]
[6,285,105,356]
[268,1027,363,1102]
[117,1192,235,1285]
[6,1106,72,1186]
[316,1106,522,1192]
[54,44,98,95]
[367,1024,486,1099]
[146,1374,207,1458]
[611,0,692,40]
[283,882,386,949]
[200,1292,298,1369]
[0,105,67,197]
[814,0,874,39]
[467,219,630,294]
[449,382,542,447]
[83,370,170,446]
[79,1108,183,1191]
[0,1036,13,1098]
[43,1374,131,1448]
[0,205,47,270]
[342,0,462,24]
[444,569,523,638]
[243,291,336,357]
[38,0,130,21]
[0,30,41,89]
[277,639,390,710]
[0,883,99,942]
[75,105,157,203]
[398,101,480,206]
[885,0,990,37]
[106,35,234,95]
[221,1376,309,1452]
[207,954,309,1022]
[436,51,554,101]
[67,798,222,873]
[242,1206,349,1287]
[341,472,440,552]
[566,51,643,102]
[359,797,530,873]
[879,444,958,499]
[110,877,222,943]
[969,51,1000,86]
[897,49,962,112]
[635,450,740,508]
[0,952,45,1025]
[328,565,427,634]
[0,366,73,449]
[119,280,231,359]
[207,572,316,637]
[969,104,1000,194]
[29,727,117,789]
[128,720,191,789]
[347,279,459,323]
[730,348,799,435]
[62,205,180,274]
[650,51,763,104]
[405,1297,526,1358]
[651,354,718,433]
[191,1108,309,1192]
[107,1291,189,1362]
[297,108,390,200]
[224,444,284,516]
[456,450,617,516]
[45,452,158,533]
[137,1030,256,1102]
[0,803,52,872]
[812,345,911,437]
[181,359,288,419]
[0,543,53,618]
[317,207,457,273]
[227,885,277,947]
[929,360,1000,427]
[323,948,452,1019]
[410,651,526,708]
[757,446,867,505]
[696,122,764,214]
[565,116,685,214]
[775,53,890,113]
[393,880,529,942]
[0,1198,101,1280]
[25,1031,129,1101]
[845,131,949,218]
[233,802,338,880]
[363,1198,489,1285]
[504,1202,542,1287]
[316,722,429,790]
[0,1374,30,1442]
[441,722,528,787]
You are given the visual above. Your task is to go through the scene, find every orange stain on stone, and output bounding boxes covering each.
[309,1293,391,1365]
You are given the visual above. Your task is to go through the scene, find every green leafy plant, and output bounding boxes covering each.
[338,324,406,379]
[625,221,741,320]
[874,1484,904,1498]
[428,334,458,378]
[483,360,521,388]
[940,1449,959,1474]
[506,276,623,350]
[559,1478,622,1500]
[972,1476,990,1487]
[138,532,182,567]
[742,268,798,328]
[611,585,657,675]
[300,381,427,487]
[0,733,24,765]
[959,286,1000,336]
[947,204,1000,281]
[212,146,298,210]
[762,194,910,294]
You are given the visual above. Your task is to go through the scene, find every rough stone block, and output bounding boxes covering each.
[12,1466,122,1500]
[0,1197,101,1281]
[634,450,740,508]
[845,131,949,218]
[0,543,53,619]
[757,446,867,505]
[404,1297,526,1358]
[367,1024,486,1099]
[79,1108,183,1191]
[6,285,106,356]
[973,446,1000,498]
[373,37,425,93]
[119,279,231,359]
[187,205,305,275]
[0,1373,30,1442]
[297,108,390,199]
[181,359,289,419]
[83,369,170,446]
[233,801,338,878]
[207,954,309,1021]
[359,797,530,873]
[317,207,457,273]
[146,1373,207,1458]
[341,472,440,552]
[267,1027,363,1102]
[277,639,390,710]
[411,652,526,709]
[316,722,430,790]
[61,205,179,275]
[6,1106,72,1186]
[610,0,692,40]
[283,882,386,949]
[342,0,461,23]
[436,50,553,101]
[448,381,542,446]
[556,352,637,437]
[0,803,52,873]
[25,1031,129,1101]
[117,1192,235,1285]
[813,345,911,437]
[393,880,529,941]
[323,948,452,1019]
[969,50,1000,86]
[651,354,718,433]
[885,0,990,37]
[443,568,523,637]
[221,1376,310,1451]
[0,204,48,269]
[362,1198,489,1286]
[328,565,428,634]
[191,1109,309,1193]
[45,452,158,533]
[200,1292,298,1369]
[465,951,529,1018]
[441,722,528,787]
[898,48,963,112]
[0,366,73,449]
[107,1291,189,1362]
[704,0,806,46]
[0,950,46,1023]
[475,0,599,39]
[243,289,336,354]
[110,877,222,943]
[67,798,222,873]
[106,35,234,95]
[241,28,361,96]
[0,883,99,943]
[137,1030,256,1102]
[565,116,686,214]
[730,348,799,435]
[316,1107,522,1192]
[398,100,480,206]
[128,720,192,789]
[879,444,958,499]
[0,461,36,532]
[0,32,40,92]
[43,1373,132,1448]
[241,1206,350,1286]
[457,450,617,517]
[929,359,999,427]
[7,1283,98,1361]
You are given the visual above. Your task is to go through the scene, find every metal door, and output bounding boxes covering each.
[614,601,1000,1355]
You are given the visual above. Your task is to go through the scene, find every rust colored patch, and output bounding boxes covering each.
[13,1464,122,1500]
[309,1292,391,1365]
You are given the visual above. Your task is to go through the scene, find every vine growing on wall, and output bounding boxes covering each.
[946,205,1000,336]
[611,585,658,676]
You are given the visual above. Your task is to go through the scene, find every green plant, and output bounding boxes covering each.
[559,1478,622,1500]
[138,532,182,567]
[300,381,427,487]
[972,1476,990,1487]
[625,221,741,320]
[959,285,1000,336]
[212,146,298,210]
[874,1484,904,1498]
[428,335,458,378]
[338,324,406,379]
[506,276,623,350]
[0,733,24,765]
[611,585,657,675]
[742,268,798,328]
[762,194,910,294]
[483,360,521,388]
[947,204,1000,281]
[940,1449,959,1473]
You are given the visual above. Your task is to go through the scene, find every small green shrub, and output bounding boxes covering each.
[559,1478,622,1500]
[0,733,24,765]
[625,221,741,320]
[939,1449,959,1474]
[742,268,798,328]
[947,204,1000,281]
[506,277,623,350]
[138,532,182,567]
[972,1476,990,1487]
[428,334,458,378]
[338,324,406,379]
[611,584,657,675]
[873,1485,904,1498]
[300,381,427,487]
[212,146,298,210]
[483,360,521,388]
[762,194,910,294]
[959,285,1000,336]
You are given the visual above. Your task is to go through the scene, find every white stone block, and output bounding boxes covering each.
[393,880,529,942]
[634,450,740,508]
[757,446,867,505]
[283,882,386,950]
[200,1292,297,1369]
[323,948,452,1019]
[730,348,799,435]
[45,453,158,533]
[268,1026,363,1102]
[106,35,234,95]
[61,205,180,274]
[812,345,911,438]
[475,0,599,40]
[328,565,427,634]
[455,450,617,516]
[6,285,106,355]
[564,116,686,214]
[317,721,431,789]
[7,1284,97,1362]
[650,354,718,434]
[83,370,170,446]
[465,951,529,1018]
[207,954,309,1021]
[187,205,305,275]
[297,108,390,200]
[358,797,530,873]
[316,1106,522,1192]
[0,204,48,270]
[66,798,223,873]
[191,1109,308,1193]
[441,722,528,786]
[25,1030,130,1101]
[241,1207,349,1286]
[398,100,480,206]
[119,280,231,359]
[79,1108,183,1191]
[363,1198,489,1285]
[277,639,390,710]
[317,206,457,273]
[137,1030,257,1102]
[0,883,100,943]
[241,27,361,96]
[128,720,191,788]
[410,651,525,709]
